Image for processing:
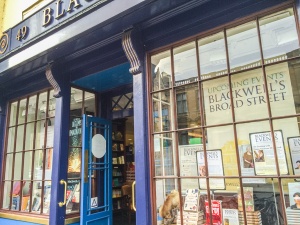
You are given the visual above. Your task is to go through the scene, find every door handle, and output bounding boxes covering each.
[132,181,136,211]
[58,179,67,207]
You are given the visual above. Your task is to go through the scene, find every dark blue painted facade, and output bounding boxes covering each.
[0,0,294,224]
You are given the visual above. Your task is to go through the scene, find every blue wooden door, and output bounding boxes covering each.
[80,115,112,225]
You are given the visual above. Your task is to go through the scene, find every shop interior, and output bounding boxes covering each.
[112,116,136,225]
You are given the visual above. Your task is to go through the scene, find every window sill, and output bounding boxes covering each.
[0,211,48,224]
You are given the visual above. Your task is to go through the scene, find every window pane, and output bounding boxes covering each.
[202,76,232,125]
[282,179,300,217]
[175,84,201,129]
[27,96,37,122]
[153,133,176,177]
[21,181,31,212]
[241,179,283,224]
[231,68,269,121]
[43,181,51,214]
[5,154,13,180]
[266,60,299,117]
[178,132,203,191]
[15,125,25,152]
[155,179,178,223]
[23,151,33,180]
[66,179,80,214]
[33,150,44,179]
[273,117,300,176]
[151,51,172,91]
[9,102,18,126]
[35,120,45,149]
[37,92,47,120]
[174,42,198,86]
[71,88,83,111]
[206,126,238,177]
[68,148,81,176]
[11,181,23,211]
[31,181,42,213]
[237,121,288,175]
[14,153,22,180]
[48,90,55,117]
[7,127,15,153]
[84,91,95,114]
[2,181,11,209]
[260,8,300,64]
[25,122,35,150]
[152,90,173,132]
[199,32,227,79]
[227,21,261,73]
[18,99,27,124]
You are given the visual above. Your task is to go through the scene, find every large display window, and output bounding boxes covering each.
[150,6,300,225]
[1,89,55,215]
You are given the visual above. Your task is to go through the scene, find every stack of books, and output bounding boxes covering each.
[286,208,300,225]
[176,211,204,225]
[238,211,262,225]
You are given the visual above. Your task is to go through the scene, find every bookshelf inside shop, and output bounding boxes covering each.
[112,118,135,212]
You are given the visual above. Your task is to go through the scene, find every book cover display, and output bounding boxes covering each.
[237,187,254,212]
[205,200,222,225]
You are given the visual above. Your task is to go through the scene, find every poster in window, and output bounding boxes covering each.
[238,144,266,184]
[287,137,300,178]
[286,183,300,224]
[196,150,225,190]
[179,144,204,192]
[250,130,288,175]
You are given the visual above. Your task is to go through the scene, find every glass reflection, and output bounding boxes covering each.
[199,32,227,79]
[151,51,172,91]
[176,84,201,129]
[174,42,198,86]
[260,8,300,64]
[266,60,300,117]
[227,21,261,73]
[154,133,176,177]
[152,90,173,132]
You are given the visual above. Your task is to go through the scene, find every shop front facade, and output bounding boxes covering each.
[1,0,300,225]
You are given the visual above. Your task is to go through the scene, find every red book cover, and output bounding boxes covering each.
[205,200,222,225]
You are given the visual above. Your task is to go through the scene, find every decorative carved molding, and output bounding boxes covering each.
[122,29,143,75]
[45,64,61,98]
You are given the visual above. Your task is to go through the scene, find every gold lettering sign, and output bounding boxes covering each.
[0,33,9,54]
[43,7,53,27]
[67,0,82,12]
[55,0,65,19]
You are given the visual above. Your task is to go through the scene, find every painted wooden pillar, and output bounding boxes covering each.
[46,64,70,225]
[0,97,6,178]
[122,29,152,225]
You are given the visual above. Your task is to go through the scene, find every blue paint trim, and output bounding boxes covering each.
[49,82,70,225]
[0,218,42,225]
[0,99,6,178]
[133,70,151,224]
